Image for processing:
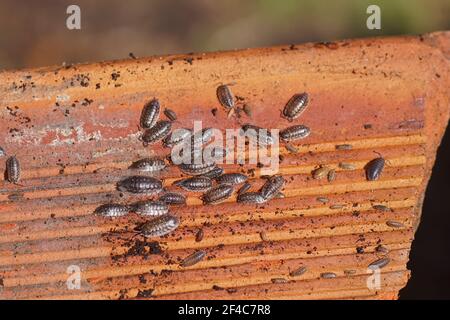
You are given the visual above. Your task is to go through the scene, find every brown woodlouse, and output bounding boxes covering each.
[279,125,310,142]
[282,92,309,121]
[368,257,390,270]
[180,250,206,267]
[271,278,288,284]
[216,84,234,109]
[129,157,166,172]
[94,203,129,217]
[6,155,20,183]
[289,266,307,277]
[117,176,163,194]
[237,192,266,204]
[130,200,169,216]
[320,272,337,279]
[141,120,172,144]
[327,169,336,182]
[312,166,329,180]
[372,204,391,212]
[216,173,248,185]
[163,108,177,121]
[174,176,212,192]
[195,229,204,242]
[365,156,385,181]
[202,184,234,205]
[137,214,180,237]
[284,143,299,154]
[140,98,160,129]
[386,220,404,228]
[335,144,353,150]
[260,175,285,200]
[158,192,186,205]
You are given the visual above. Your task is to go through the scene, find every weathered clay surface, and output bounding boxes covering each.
[0,31,449,300]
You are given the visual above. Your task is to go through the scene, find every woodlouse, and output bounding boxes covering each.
[368,257,390,270]
[237,182,252,195]
[94,203,129,217]
[6,155,20,183]
[130,200,169,216]
[289,266,307,277]
[279,125,310,142]
[158,192,186,205]
[129,157,166,172]
[285,143,299,154]
[138,214,180,237]
[195,229,204,242]
[237,192,266,204]
[180,250,206,267]
[316,197,329,203]
[282,92,309,121]
[386,220,404,228]
[320,272,337,279]
[365,157,385,181]
[162,128,192,148]
[329,204,345,210]
[140,98,160,129]
[216,173,247,185]
[163,108,177,121]
[335,144,353,150]
[338,162,356,170]
[216,84,234,109]
[117,176,163,194]
[201,166,224,179]
[240,124,274,146]
[327,169,336,182]
[372,204,391,212]
[202,184,234,204]
[260,175,285,200]
[174,176,212,191]
[271,278,288,284]
[312,166,329,180]
[178,162,216,176]
[141,120,172,144]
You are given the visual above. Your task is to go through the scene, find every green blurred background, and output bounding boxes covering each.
[0,0,448,69]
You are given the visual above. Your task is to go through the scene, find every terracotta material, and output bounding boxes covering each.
[0,31,449,300]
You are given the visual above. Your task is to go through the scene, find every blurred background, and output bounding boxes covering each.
[0,0,449,299]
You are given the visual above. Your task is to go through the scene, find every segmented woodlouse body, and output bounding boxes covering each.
[141,120,172,144]
[316,197,329,203]
[241,124,274,146]
[202,184,234,204]
[180,250,206,267]
[195,229,204,242]
[6,155,20,183]
[365,157,385,181]
[201,166,224,179]
[0,146,5,157]
[335,144,353,150]
[289,266,307,277]
[174,176,212,191]
[312,166,329,180]
[140,99,160,129]
[117,176,163,194]
[271,278,288,284]
[372,204,391,212]
[320,272,337,279]
[138,214,180,237]
[216,173,247,185]
[163,108,177,121]
[260,175,285,200]
[158,192,186,205]
[368,257,390,270]
[130,200,169,216]
[129,157,166,172]
[327,169,336,182]
[338,162,356,170]
[178,162,216,176]
[94,203,129,217]
[190,128,213,146]
[162,128,192,148]
[280,125,310,142]
[282,92,309,121]
[237,182,251,195]
[237,192,266,204]
[216,84,234,109]
[386,220,404,228]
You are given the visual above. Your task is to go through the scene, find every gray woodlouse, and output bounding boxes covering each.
[368,257,390,270]
[163,108,177,121]
[140,98,160,129]
[162,128,192,148]
[202,184,234,205]
[201,166,224,179]
[279,125,310,142]
[338,162,356,170]
[180,250,206,267]
[191,127,213,146]
[320,272,337,279]
[237,192,266,204]
[130,200,169,216]
[141,120,172,144]
[271,278,288,284]
[329,204,345,210]
[365,157,385,181]
[386,220,404,228]
[138,214,180,237]
[335,144,353,150]
[117,176,163,194]
[237,182,252,195]
[195,229,204,242]
[6,155,20,183]
[179,162,216,176]
[327,169,336,182]
[312,166,329,180]
[316,197,329,203]
[94,203,129,217]
[216,84,234,109]
[260,175,285,200]
[282,92,309,121]
[158,192,186,205]
[216,173,248,185]
[241,124,274,146]
[174,176,212,191]
[372,204,391,212]
[289,266,307,277]
[129,157,166,172]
